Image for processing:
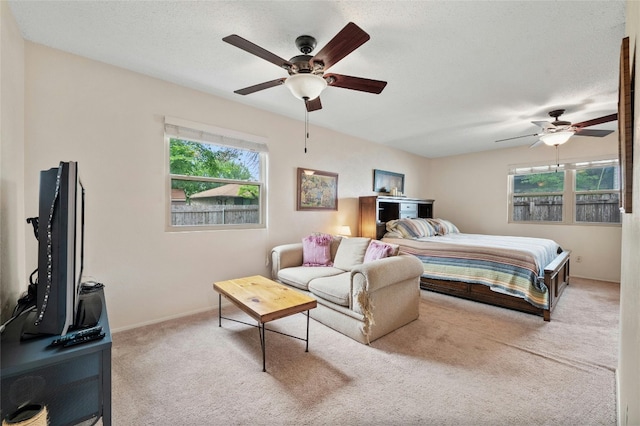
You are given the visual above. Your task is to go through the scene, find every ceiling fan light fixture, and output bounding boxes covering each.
[540,130,575,146]
[285,73,327,101]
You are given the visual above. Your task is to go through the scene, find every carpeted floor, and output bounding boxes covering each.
[111,277,619,425]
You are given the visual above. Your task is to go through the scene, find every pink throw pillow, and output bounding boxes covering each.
[364,240,395,263]
[302,233,334,266]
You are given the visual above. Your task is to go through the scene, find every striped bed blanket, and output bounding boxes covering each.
[382,233,561,309]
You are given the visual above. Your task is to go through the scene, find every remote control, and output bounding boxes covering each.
[63,332,106,348]
[49,326,103,347]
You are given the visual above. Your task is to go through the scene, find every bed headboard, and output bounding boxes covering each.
[359,196,434,239]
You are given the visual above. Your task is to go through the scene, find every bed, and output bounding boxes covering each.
[381,218,570,321]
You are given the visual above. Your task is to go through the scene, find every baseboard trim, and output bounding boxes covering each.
[569,274,620,285]
[616,367,626,426]
[111,306,214,334]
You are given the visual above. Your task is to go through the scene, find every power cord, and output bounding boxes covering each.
[0,306,35,334]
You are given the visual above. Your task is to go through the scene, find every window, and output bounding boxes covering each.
[574,161,620,223]
[165,117,267,230]
[509,159,620,225]
[512,168,565,222]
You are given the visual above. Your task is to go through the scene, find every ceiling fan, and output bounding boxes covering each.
[496,109,618,147]
[222,22,387,112]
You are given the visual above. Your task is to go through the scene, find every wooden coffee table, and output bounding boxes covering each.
[213,275,317,372]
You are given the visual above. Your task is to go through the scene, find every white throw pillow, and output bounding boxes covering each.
[333,237,371,271]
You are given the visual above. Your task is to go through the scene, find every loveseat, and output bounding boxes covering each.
[270,235,424,344]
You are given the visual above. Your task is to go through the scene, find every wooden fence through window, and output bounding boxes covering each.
[171,204,259,226]
[513,193,620,223]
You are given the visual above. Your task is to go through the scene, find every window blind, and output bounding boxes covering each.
[164,116,268,153]
[509,158,618,175]
[509,164,566,175]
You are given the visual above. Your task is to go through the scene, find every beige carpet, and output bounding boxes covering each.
[111,277,619,425]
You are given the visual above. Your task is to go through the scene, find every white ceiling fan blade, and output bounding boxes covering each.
[495,133,539,143]
[531,121,556,130]
[529,139,545,148]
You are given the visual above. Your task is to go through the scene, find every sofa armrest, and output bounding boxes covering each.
[350,254,423,341]
[351,254,423,294]
[271,243,304,279]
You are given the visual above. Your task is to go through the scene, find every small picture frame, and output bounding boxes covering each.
[373,169,405,194]
[297,168,338,211]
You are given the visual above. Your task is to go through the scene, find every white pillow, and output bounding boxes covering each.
[333,237,371,271]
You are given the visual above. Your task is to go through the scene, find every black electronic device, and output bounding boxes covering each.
[62,332,106,348]
[49,325,103,347]
[26,161,85,338]
[75,292,103,328]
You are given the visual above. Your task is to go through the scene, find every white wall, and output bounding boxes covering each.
[427,136,622,282]
[618,1,640,424]
[0,1,26,322]
[21,42,430,331]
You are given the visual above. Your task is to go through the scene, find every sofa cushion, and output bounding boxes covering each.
[330,235,343,260]
[278,266,344,291]
[364,240,397,263]
[308,273,351,307]
[333,237,371,271]
[302,233,334,266]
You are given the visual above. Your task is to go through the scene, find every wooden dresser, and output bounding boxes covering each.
[359,196,434,239]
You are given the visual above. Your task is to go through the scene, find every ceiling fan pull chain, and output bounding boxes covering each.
[555,145,560,171]
[304,105,309,153]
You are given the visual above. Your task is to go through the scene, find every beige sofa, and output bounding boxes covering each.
[270,236,424,344]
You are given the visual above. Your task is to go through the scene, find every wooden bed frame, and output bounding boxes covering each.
[420,251,571,321]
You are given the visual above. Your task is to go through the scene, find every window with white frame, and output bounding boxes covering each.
[511,166,565,222]
[509,159,620,225]
[574,160,620,223]
[164,117,267,230]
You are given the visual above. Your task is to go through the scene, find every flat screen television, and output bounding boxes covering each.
[30,161,85,336]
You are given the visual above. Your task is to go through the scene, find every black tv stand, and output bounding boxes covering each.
[1,289,111,425]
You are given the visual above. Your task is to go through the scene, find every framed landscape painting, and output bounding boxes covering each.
[297,168,338,210]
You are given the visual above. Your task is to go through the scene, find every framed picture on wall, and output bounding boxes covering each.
[297,168,338,210]
[618,36,634,213]
[373,169,405,194]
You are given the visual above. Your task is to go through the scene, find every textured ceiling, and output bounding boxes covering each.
[8,1,626,158]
